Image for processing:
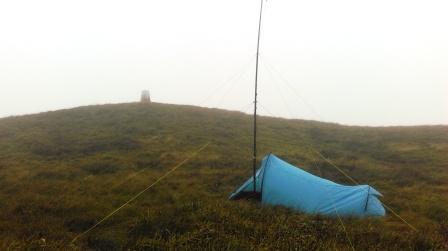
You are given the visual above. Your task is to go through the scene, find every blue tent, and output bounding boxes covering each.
[230,154,385,217]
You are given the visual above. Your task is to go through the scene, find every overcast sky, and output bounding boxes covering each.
[0,0,447,126]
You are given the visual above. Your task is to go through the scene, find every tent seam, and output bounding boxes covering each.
[364,186,371,212]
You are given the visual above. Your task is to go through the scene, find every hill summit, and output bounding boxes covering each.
[0,102,447,250]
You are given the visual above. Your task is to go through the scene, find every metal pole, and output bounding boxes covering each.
[253,0,264,193]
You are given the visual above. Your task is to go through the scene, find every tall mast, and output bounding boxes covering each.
[253,0,264,193]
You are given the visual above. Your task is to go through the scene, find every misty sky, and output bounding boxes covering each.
[0,0,447,126]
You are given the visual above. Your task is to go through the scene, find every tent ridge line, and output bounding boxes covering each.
[260,153,274,198]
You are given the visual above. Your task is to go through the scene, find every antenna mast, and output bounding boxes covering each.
[252,0,264,193]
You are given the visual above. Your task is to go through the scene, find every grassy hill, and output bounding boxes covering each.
[0,102,447,250]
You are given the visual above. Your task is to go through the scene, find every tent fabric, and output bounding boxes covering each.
[230,154,386,217]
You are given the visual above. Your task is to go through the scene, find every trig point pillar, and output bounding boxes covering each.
[140,90,151,103]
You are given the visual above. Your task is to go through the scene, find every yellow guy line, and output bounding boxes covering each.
[71,142,210,244]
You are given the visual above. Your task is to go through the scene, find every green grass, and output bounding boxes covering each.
[0,102,447,250]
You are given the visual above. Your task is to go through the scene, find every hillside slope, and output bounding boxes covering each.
[0,103,447,250]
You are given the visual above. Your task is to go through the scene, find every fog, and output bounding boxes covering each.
[0,0,447,126]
